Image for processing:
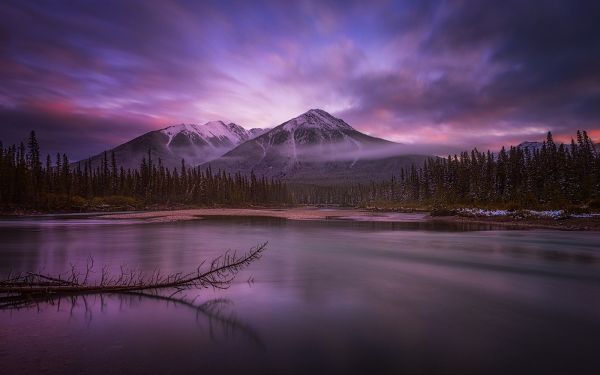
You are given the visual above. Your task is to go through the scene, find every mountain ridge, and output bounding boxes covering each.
[76,108,434,184]
[79,121,267,170]
[203,109,430,184]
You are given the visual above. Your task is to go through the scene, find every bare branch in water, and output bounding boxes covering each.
[0,242,267,308]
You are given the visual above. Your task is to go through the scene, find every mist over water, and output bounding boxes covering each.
[1,216,599,374]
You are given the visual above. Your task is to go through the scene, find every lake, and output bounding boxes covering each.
[1,214,599,374]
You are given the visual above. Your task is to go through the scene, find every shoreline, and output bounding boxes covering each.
[3,206,599,231]
[95,207,600,230]
[429,215,600,231]
[97,207,394,223]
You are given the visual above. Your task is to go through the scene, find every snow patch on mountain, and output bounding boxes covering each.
[517,141,544,154]
[249,128,270,138]
[160,121,252,148]
[282,109,353,133]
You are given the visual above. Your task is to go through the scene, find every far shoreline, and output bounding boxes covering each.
[96,207,400,223]
[95,207,600,231]
[2,206,599,231]
[429,215,600,231]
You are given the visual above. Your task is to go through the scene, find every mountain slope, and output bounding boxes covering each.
[204,109,431,184]
[78,121,265,170]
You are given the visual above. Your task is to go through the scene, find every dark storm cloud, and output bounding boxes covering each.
[0,0,598,158]
[338,0,600,147]
[0,106,154,161]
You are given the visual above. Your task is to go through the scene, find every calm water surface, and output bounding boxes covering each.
[1,214,599,374]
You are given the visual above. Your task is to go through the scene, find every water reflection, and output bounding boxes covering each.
[1,215,600,374]
[1,292,261,346]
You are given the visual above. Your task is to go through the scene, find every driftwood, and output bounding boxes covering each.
[0,242,267,308]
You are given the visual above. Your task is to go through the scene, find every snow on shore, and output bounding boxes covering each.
[457,208,599,219]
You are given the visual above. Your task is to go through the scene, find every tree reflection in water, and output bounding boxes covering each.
[1,292,263,346]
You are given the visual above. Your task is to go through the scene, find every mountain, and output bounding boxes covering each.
[249,128,270,138]
[204,109,431,184]
[79,121,265,170]
[517,141,544,154]
[517,140,599,154]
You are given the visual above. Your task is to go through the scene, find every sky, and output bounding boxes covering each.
[0,0,599,160]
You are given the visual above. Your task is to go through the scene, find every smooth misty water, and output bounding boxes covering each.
[1,214,599,374]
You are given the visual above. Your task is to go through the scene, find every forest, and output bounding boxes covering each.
[1,130,599,212]
[296,131,600,211]
[0,131,292,211]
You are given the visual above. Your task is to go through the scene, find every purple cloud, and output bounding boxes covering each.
[0,0,599,159]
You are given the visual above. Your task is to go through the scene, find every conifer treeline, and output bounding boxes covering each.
[294,131,600,209]
[2,130,599,211]
[0,131,291,210]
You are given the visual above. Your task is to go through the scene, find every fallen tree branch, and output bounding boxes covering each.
[0,242,267,305]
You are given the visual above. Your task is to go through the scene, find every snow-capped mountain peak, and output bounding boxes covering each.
[204,109,427,184]
[282,108,354,132]
[81,120,267,170]
[252,108,387,150]
[160,121,252,147]
[517,141,543,153]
